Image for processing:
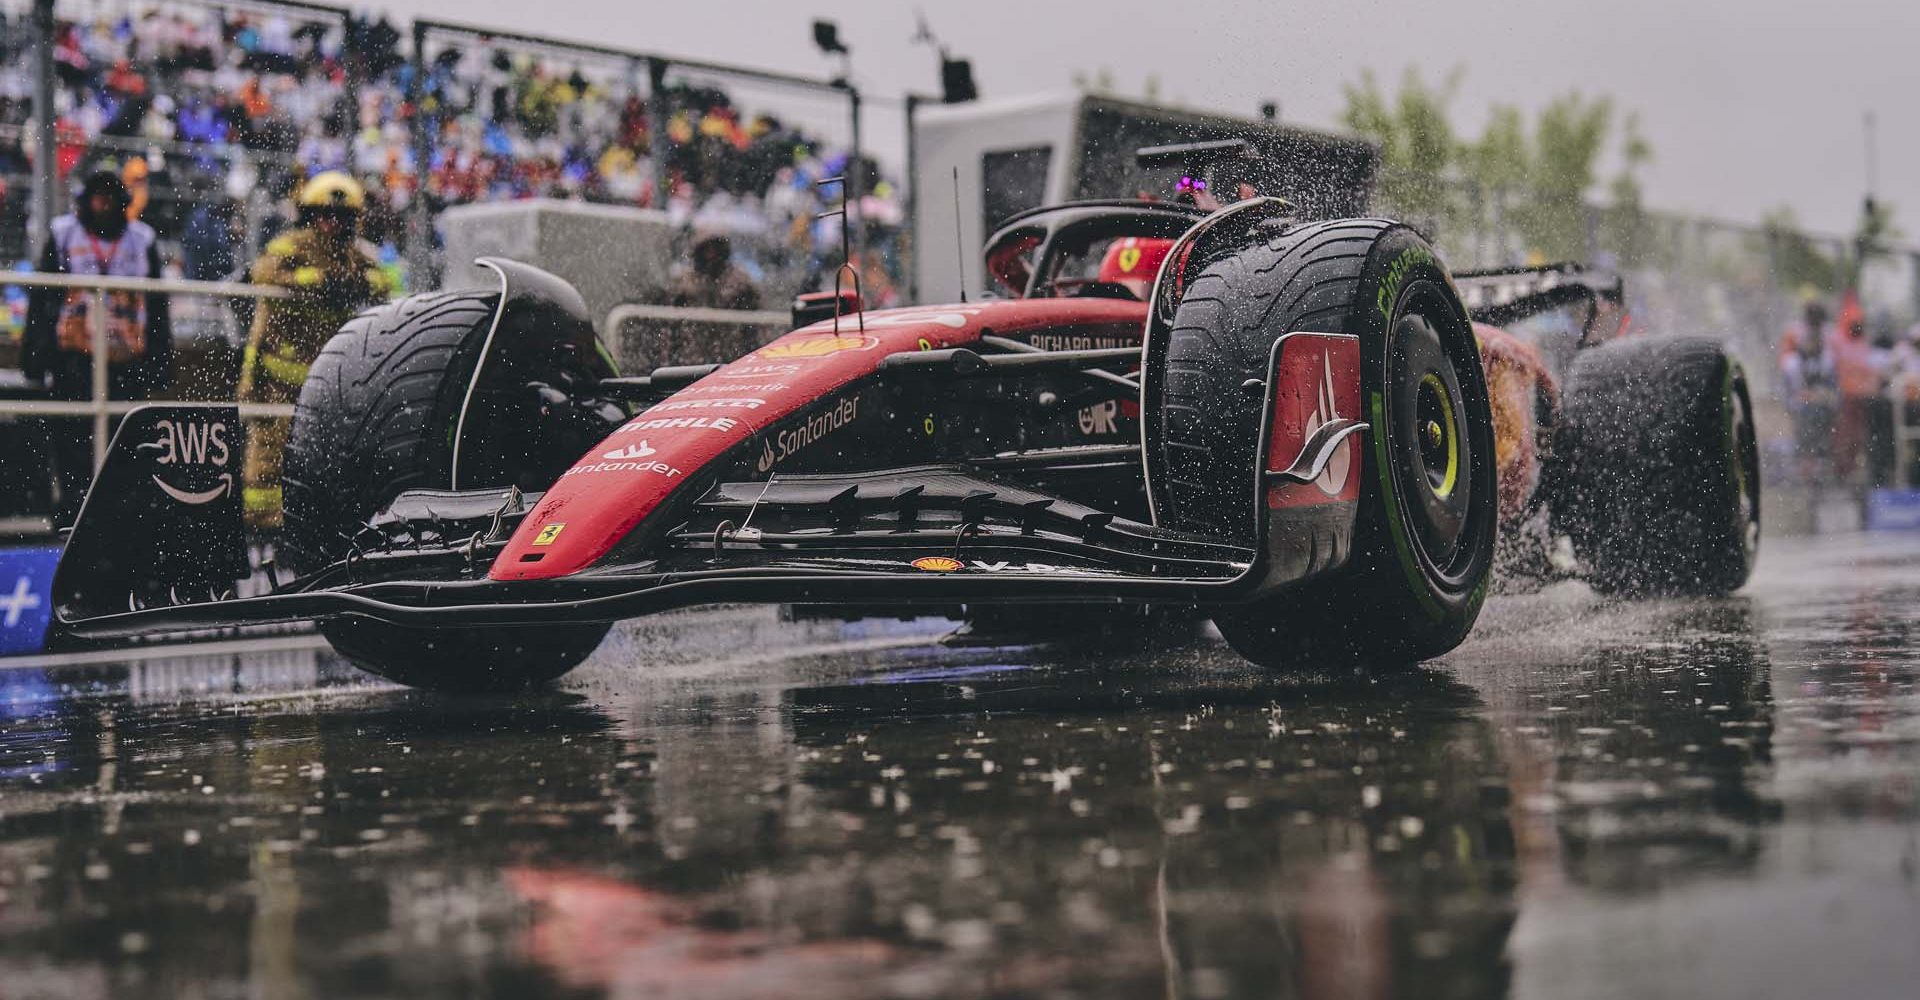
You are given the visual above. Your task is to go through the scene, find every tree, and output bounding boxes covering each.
[1509,92,1612,261]
[1339,70,1649,266]
[1340,67,1464,231]
[1761,206,1840,295]
[1600,113,1653,266]
[1846,196,1902,291]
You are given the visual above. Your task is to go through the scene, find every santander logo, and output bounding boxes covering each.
[603,441,657,460]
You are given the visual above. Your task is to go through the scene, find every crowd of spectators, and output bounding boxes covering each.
[1780,295,1920,491]
[0,0,903,333]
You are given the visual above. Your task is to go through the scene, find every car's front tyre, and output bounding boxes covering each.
[1153,221,1498,668]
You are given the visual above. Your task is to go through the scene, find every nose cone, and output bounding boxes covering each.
[490,310,995,581]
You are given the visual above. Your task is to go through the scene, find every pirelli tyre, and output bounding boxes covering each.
[1552,337,1759,595]
[282,274,620,691]
[1155,220,1498,668]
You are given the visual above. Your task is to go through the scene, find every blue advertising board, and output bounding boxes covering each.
[0,546,61,656]
[1866,489,1920,531]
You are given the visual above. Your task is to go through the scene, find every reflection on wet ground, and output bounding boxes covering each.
[0,535,1916,998]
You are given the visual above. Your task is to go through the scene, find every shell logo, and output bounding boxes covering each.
[758,335,877,359]
[910,556,964,572]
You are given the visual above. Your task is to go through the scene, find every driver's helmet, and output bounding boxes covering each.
[1097,237,1175,298]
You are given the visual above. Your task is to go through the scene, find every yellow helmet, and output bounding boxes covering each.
[298,171,366,212]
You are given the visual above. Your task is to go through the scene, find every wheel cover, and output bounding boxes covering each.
[1728,371,1761,559]
[1387,309,1478,572]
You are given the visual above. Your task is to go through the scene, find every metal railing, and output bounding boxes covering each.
[0,273,292,469]
[603,302,793,374]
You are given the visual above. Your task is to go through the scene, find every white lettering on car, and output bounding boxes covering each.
[756,396,860,472]
[682,382,788,395]
[561,459,684,479]
[1028,333,1135,351]
[617,415,741,434]
[1077,400,1120,436]
[648,398,765,412]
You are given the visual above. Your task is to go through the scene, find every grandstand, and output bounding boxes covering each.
[0,0,904,332]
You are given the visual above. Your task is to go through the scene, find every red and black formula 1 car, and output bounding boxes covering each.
[49,146,1759,690]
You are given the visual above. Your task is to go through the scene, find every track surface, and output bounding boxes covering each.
[1,534,1916,999]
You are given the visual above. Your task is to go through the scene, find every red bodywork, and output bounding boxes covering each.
[1265,333,1364,509]
[495,298,1151,581]
[1473,322,1557,523]
[496,300,1556,583]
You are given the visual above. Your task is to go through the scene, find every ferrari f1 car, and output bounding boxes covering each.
[50,147,1759,690]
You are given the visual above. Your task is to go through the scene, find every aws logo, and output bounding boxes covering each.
[137,417,232,505]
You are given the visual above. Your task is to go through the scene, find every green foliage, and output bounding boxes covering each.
[1848,196,1902,287]
[1513,92,1612,261]
[1762,206,1840,295]
[1340,69,1643,265]
[1341,68,1464,231]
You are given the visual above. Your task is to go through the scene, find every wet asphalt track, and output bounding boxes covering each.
[0,533,1916,1000]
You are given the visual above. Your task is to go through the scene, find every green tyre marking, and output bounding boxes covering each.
[1370,389,1446,622]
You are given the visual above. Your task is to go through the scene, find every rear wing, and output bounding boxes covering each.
[1452,263,1622,337]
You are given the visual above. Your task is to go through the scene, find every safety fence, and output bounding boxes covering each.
[604,301,789,373]
[0,271,288,534]
[0,265,789,534]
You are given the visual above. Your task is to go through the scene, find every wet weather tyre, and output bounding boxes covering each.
[1552,337,1759,595]
[1153,221,1497,668]
[281,290,499,572]
[319,618,610,692]
[282,289,614,690]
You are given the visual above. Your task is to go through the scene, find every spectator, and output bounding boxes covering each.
[236,171,390,529]
[667,232,760,311]
[1832,304,1881,483]
[22,170,171,526]
[1780,301,1837,484]
[1865,314,1901,488]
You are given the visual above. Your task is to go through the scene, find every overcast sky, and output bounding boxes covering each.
[379,0,1916,238]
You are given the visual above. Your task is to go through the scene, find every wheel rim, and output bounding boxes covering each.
[1387,308,1476,571]
[1379,284,1492,590]
[1416,372,1461,499]
[1728,371,1761,558]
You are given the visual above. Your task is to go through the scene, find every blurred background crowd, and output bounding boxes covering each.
[1778,293,1920,495]
[0,0,906,324]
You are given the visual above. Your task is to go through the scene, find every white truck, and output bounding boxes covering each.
[910,91,1377,303]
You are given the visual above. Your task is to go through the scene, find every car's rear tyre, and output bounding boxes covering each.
[284,278,621,691]
[1154,221,1497,668]
[1551,337,1759,595]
